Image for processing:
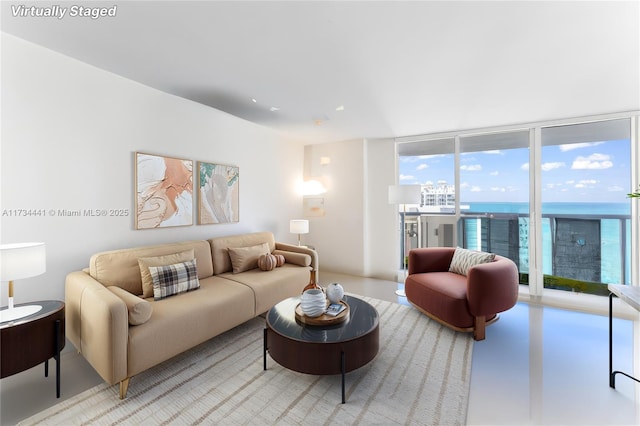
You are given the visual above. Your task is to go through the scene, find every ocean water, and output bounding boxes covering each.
[461,202,632,284]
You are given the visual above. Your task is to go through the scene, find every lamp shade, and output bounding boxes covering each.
[290,220,309,234]
[0,242,46,281]
[388,185,422,205]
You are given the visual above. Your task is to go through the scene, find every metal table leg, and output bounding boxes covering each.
[609,292,640,389]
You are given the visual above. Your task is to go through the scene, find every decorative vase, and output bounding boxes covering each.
[302,270,321,293]
[300,288,326,317]
[326,282,344,304]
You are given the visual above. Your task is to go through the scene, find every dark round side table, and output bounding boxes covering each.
[264,295,379,403]
[0,300,65,398]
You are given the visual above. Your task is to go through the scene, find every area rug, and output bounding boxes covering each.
[20,296,473,425]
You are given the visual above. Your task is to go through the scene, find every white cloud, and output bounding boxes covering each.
[399,174,415,180]
[579,179,597,185]
[541,162,566,171]
[491,187,506,192]
[559,142,604,152]
[490,171,499,176]
[470,186,482,192]
[608,185,625,192]
[571,153,613,170]
[521,163,529,171]
[416,164,428,171]
[483,150,503,155]
[461,164,482,171]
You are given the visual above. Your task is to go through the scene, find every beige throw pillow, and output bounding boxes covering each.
[107,286,153,326]
[138,249,195,298]
[228,243,270,273]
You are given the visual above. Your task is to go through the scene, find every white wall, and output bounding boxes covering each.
[0,34,304,306]
[303,137,398,281]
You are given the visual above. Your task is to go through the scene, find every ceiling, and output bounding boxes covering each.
[2,1,638,144]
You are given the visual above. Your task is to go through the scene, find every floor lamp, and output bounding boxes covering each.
[388,185,421,297]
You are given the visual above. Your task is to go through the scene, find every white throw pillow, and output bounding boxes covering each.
[449,247,495,276]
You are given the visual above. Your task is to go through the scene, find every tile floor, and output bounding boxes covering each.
[1,271,638,425]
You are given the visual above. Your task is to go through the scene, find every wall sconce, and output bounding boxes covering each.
[301,180,326,196]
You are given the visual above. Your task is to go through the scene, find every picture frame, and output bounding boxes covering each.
[135,152,193,229]
[304,197,325,217]
[198,161,239,224]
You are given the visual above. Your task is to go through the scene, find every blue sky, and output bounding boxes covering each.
[399,139,631,204]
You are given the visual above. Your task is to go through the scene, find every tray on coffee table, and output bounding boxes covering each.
[294,300,349,326]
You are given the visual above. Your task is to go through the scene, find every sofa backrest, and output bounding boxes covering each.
[209,232,276,275]
[89,240,214,295]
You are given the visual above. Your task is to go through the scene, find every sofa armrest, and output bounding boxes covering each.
[65,271,129,385]
[408,247,455,275]
[466,256,519,316]
[275,242,318,271]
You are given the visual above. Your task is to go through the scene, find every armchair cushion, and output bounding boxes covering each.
[448,247,495,276]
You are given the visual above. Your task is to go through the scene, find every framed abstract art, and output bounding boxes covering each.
[198,161,239,224]
[135,152,193,229]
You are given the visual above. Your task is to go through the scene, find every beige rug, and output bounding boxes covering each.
[20,296,473,425]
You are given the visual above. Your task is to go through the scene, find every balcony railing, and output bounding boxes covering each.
[400,211,632,296]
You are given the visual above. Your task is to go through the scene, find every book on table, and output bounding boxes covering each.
[325,303,346,317]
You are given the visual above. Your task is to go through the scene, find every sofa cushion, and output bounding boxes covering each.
[107,286,153,326]
[219,264,309,314]
[126,276,256,377]
[149,259,200,300]
[449,247,495,276]
[138,250,195,298]
[89,241,213,296]
[227,243,270,273]
[210,232,276,275]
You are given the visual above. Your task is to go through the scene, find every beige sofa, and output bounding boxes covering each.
[65,232,317,399]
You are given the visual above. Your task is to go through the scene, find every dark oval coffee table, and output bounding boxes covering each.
[264,295,379,403]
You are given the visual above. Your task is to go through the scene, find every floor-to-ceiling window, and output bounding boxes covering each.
[540,119,632,294]
[397,114,637,298]
[459,131,530,286]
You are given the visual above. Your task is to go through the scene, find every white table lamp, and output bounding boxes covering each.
[290,220,309,246]
[1,242,46,322]
[388,185,422,297]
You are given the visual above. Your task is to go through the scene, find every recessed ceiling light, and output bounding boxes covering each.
[336,105,345,111]
[270,107,280,112]
[251,98,257,103]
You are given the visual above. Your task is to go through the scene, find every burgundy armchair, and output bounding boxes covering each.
[405,247,519,340]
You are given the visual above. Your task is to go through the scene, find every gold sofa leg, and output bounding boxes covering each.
[119,378,130,399]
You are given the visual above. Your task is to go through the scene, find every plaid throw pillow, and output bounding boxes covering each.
[149,259,200,300]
